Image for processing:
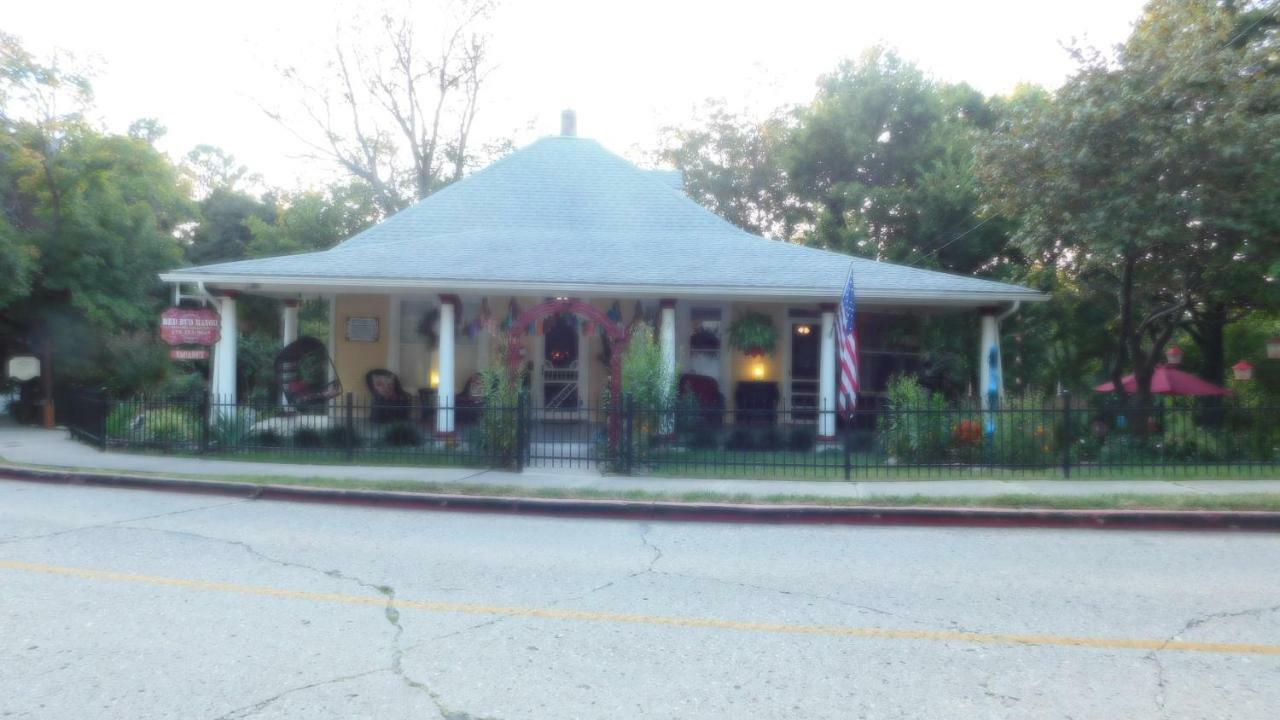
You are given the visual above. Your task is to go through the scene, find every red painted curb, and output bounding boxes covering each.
[2,465,1278,532]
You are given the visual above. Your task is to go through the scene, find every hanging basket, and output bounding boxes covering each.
[727,312,777,357]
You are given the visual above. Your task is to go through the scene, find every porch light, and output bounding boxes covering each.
[430,369,440,387]
[1232,360,1255,381]
[751,358,767,379]
[795,325,811,336]
[1164,345,1183,365]
[1268,337,1280,360]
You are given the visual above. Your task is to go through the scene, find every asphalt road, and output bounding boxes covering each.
[2,480,1278,719]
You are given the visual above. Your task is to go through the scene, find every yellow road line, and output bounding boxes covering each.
[3,559,1277,656]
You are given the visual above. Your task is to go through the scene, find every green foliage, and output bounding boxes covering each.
[105,404,137,439]
[477,334,522,467]
[786,47,1012,273]
[253,428,284,447]
[787,425,816,453]
[293,427,325,449]
[98,332,170,397]
[883,375,950,462]
[211,410,254,447]
[978,0,1280,397]
[622,322,675,412]
[381,422,422,447]
[658,100,800,239]
[726,312,776,356]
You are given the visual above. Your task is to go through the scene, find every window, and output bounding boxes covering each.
[688,307,723,381]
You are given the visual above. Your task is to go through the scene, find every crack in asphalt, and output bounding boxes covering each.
[210,667,388,719]
[108,525,491,720]
[632,524,979,635]
[1143,602,1280,719]
[0,498,251,547]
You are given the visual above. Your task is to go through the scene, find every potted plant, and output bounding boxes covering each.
[727,312,777,357]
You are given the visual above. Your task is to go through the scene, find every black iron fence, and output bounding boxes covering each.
[64,390,1280,478]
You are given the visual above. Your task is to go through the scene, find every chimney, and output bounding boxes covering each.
[560,109,577,137]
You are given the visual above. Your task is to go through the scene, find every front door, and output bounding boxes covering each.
[538,313,584,417]
[789,320,819,422]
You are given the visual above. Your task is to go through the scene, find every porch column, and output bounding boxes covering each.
[211,293,238,406]
[659,299,677,435]
[978,308,1003,411]
[281,300,299,347]
[436,295,458,435]
[818,303,837,440]
[279,300,299,406]
[659,299,677,380]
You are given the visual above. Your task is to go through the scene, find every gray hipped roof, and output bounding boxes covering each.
[162,135,1044,305]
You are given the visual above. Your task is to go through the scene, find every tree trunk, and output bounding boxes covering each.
[1192,303,1228,386]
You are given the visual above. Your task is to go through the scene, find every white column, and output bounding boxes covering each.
[279,300,299,406]
[659,300,677,381]
[818,304,837,439]
[436,298,456,434]
[659,300,677,435]
[211,295,238,406]
[978,309,1003,411]
[281,300,299,347]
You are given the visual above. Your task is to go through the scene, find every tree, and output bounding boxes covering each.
[978,0,1280,403]
[267,1,497,215]
[658,101,802,239]
[0,33,190,401]
[785,47,1014,276]
[245,181,378,257]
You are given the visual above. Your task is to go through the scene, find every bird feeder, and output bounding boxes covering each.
[1232,360,1255,381]
[1164,345,1184,366]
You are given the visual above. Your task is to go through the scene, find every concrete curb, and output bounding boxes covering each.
[3,464,1279,532]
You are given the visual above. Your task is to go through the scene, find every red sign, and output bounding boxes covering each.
[170,348,210,361]
[160,308,221,346]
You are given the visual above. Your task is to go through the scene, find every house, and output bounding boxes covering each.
[160,111,1045,440]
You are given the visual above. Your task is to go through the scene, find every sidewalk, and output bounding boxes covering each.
[4,423,1278,500]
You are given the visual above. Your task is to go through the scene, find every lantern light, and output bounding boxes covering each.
[429,370,440,388]
[751,359,767,380]
[796,325,812,336]
[1267,337,1280,360]
[1232,360,1255,381]
[1164,345,1183,366]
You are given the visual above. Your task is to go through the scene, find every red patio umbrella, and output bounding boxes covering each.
[1094,365,1232,396]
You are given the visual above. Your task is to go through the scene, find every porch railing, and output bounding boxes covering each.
[63,390,1280,479]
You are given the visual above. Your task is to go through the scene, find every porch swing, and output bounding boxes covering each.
[275,337,342,411]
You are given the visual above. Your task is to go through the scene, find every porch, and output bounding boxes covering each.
[199,290,1017,445]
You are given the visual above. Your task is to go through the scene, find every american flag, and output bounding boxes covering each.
[837,267,860,415]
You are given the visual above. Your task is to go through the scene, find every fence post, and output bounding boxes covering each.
[623,395,635,476]
[344,392,355,461]
[1061,390,1072,478]
[198,392,211,454]
[515,392,526,472]
[96,391,109,450]
[843,423,852,481]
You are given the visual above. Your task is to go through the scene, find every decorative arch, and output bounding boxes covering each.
[508,298,629,448]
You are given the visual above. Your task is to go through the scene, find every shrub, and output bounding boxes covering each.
[787,425,816,452]
[725,426,755,451]
[754,426,782,451]
[883,375,949,463]
[688,424,720,449]
[382,422,422,447]
[253,429,284,447]
[325,424,356,448]
[211,408,256,448]
[105,404,139,439]
[293,427,325,449]
[477,334,523,467]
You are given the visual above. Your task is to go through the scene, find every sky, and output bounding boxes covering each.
[7,0,1149,189]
